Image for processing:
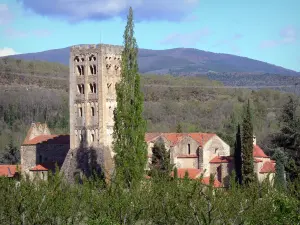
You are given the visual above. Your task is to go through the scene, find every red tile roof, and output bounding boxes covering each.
[253,145,269,158]
[0,165,20,177]
[260,161,276,173]
[201,177,222,188]
[210,156,232,163]
[145,133,216,147]
[23,135,70,145]
[30,164,49,171]
[172,168,202,179]
[145,133,161,142]
[30,162,61,171]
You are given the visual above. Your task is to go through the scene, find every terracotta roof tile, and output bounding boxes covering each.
[172,168,202,179]
[145,133,161,142]
[30,162,62,171]
[30,164,49,171]
[253,145,269,158]
[23,135,70,145]
[210,156,232,163]
[201,177,222,188]
[145,133,216,147]
[260,161,276,173]
[0,165,20,177]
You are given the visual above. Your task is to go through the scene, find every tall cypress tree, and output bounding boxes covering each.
[113,7,147,188]
[234,124,242,185]
[242,100,255,185]
[273,148,286,191]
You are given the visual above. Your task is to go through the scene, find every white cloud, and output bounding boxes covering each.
[0,4,13,25]
[260,26,298,49]
[0,47,20,57]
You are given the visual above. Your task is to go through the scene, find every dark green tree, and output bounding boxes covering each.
[176,123,183,133]
[273,148,286,191]
[0,137,20,164]
[234,124,242,185]
[113,7,147,188]
[273,96,300,182]
[151,141,172,178]
[242,100,255,185]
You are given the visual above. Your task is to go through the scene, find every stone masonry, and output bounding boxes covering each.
[62,44,123,182]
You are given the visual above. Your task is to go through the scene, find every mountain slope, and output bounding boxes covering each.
[9,45,299,76]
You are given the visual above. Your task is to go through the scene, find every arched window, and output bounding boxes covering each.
[91,107,95,116]
[74,56,79,62]
[80,65,85,75]
[81,84,85,94]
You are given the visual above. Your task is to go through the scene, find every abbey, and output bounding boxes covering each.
[0,44,276,187]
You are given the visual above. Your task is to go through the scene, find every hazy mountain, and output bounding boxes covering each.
[9,46,299,76]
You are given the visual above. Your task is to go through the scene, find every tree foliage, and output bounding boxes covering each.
[242,100,255,185]
[234,124,242,185]
[151,141,173,178]
[113,7,147,188]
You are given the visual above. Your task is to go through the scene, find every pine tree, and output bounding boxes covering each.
[234,124,242,185]
[242,100,255,185]
[113,7,147,189]
[273,148,286,191]
[151,141,172,178]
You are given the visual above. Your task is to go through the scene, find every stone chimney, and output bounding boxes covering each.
[253,135,256,145]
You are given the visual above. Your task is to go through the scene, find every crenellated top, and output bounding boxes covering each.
[71,44,123,55]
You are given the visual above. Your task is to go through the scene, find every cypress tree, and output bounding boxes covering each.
[151,141,172,177]
[273,149,286,191]
[113,7,147,188]
[242,100,255,185]
[234,124,242,185]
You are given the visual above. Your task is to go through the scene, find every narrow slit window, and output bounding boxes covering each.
[79,107,83,117]
[93,83,97,93]
[81,84,85,94]
[188,144,191,155]
[77,65,82,75]
[91,134,95,142]
[91,107,95,116]
[77,84,82,93]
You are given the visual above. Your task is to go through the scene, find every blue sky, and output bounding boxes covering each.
[0,0,299,71]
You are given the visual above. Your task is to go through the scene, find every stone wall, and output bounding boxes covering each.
[67,44,123,183]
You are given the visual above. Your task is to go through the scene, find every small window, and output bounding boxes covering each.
[91,107,95,116]
[74,56,79,62]
[91,134,95,142]
[79,134,83,142]
[93,83,97,93]
[188,144,191,155]
[79,107,83,117]
[77,84,82,93]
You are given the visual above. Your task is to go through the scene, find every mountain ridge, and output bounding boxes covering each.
[6,45,299,76]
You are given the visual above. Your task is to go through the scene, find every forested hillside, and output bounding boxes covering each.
[0,57,299,161]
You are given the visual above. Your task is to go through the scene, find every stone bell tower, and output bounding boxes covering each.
[62,44,123,181]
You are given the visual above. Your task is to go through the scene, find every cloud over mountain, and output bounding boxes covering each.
[17,0,200,22]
